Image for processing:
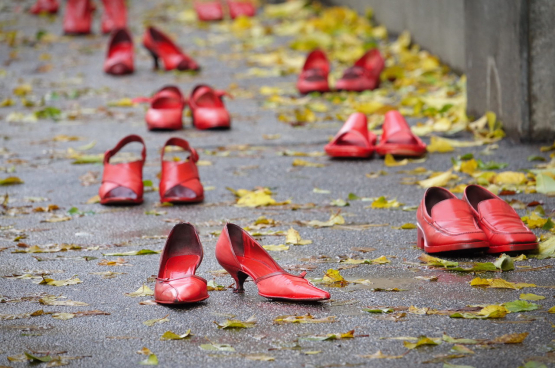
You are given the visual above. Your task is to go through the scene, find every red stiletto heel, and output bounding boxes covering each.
[188,84,231,130]
[101,0,127,34]
[63,0,93,35]
[142,26,200,71]
[30,0,59,14]
[103,28,134,76]
[297,49,330,94]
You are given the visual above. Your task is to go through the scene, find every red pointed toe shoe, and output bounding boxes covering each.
[194,1,224,21]
[103,28,134,76]
[142,27,200,72]
[63,0,93,35]
[227,0,256,18]
[463,185,538,253]
[297,49,330,94]
[416,187,490,253]
[99,135,146,205]
[215,223,330,301]
[144,86,186,131]
[101,0,127,34]
[189,84,231,130]
[30,0,59,14]
[155,223,209,304]
[375,110,427,157]
[336,49,384,92]
[325,112,376,158]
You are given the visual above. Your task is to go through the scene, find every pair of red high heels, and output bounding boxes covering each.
[195,0,256,21]
[297,49,385,94]
[155,222,330,304]
[99,135,204,205]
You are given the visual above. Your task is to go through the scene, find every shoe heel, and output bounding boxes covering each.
[146,48,160,70]
[220,264,248,293]
[417,227,424,250]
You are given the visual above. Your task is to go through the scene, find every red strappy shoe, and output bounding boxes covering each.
[188,84,231,130]
[103,28,134,76]
[215,223,330,301]
[227,0,256,18]
[141,86,186,131]
[99,135,146,205]
[194,1,224,21]
[101,0,127,34]
[325,112,376,158]
[30,0,59,14]
[155,223,209,304]
[160,138,204,204]
[375,110,427,157]
[336,49,384,92]
[63,0,93,35]
[142,27,200,72]
[297,49,330,94]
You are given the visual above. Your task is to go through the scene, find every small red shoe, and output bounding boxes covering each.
[325,112,376,158]
[101,0,127,34]
[155,223,209,305]
[215,223,330,301]
[142,26,200,71]
[99,134,146,205]
[30,0,59,14]
[336,49,384,92]
[143,86,186,131]
[194,1,224,21]
[376,110,427,157]
[63,0,93,35]
[188,84,231,130]
[297,49,330,94]
[160,138,204,204]
[416,187,489,253]
[463,185,538,253]
[227,0,256,18]
[103,28,134,76]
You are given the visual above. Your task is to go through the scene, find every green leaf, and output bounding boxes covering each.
[199,343,235,352]
[330,199,349,207]
[362,308,393,314]
[104,249,161,256]
[34,106,61,121]
[24,353,52,362]
[503,300,539,313]
[519,293,545,301]
[139,354,158,365]
[542,218,555,231]
[0,176,24,186]
[519,363,547,368]
[493,254,515,271]
[528,155,546,162]
[476,159,508,170]
[536,172,555,195]
[348,193,360,200]
[160,330,192,340]
[143,180,153,187]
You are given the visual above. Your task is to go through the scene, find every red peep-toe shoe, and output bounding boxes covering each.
[30,0,59,14]
[101,0,127,34]
[227,0,256,18]
[325,112,376,158]
[142,27,200,71]
[63,0,93,35]
[142,86,186,131]
[188,85,231,130]
[375,110,427,157]
[155,223,209,304]
[194,1,224,21]
[297,49,330,94]
[104,28,134,76]
[215,223,330,301]
[335,49,384,92]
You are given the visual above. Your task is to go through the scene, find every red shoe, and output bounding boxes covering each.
[99,135,146,205]
[297,49,330,94]
[463,185,538,253]
[155,223,209,304]
[30,0,59,14]
[160,138,204,204]
[142,27,200,71]
[63,0,93,35]
[416,187,489,253]
[325,112,376,158]
[143,86,186,131]
[103,28,133,76]
[101,0,127,34]
[194,1,223,21]
[188,84,231,130]
[376,110,427,157]
[227,0,256,18]
[215,223,331,301]
[336,49,384,92]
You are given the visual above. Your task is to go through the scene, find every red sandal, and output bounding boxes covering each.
[325,112,376,158]
[188,84,231,130]
[141,85,186,131]
[63,0,94,35]
[194,1,224,21]
[104,28,134,76]
[227,0,256,18]
[336,49,384,92]
[30,0,59,14]
[297,49,330,94]
[101,0,127,34]
[376,110,427,157]
[142,26,200,71]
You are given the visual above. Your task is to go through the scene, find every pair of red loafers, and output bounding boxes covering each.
[194,0,256,21]
[297,49,385,94]
[99,135,204,205]
[155,222,330,304]
[417,185,538,254]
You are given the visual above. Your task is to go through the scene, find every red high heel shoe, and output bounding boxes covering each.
[155,223,209,304]
[325,113,376,158]
[101,0,127,34]
[215,223,330,301]
[297,49,330,94]
[63,0,93,35]
[143,86,186,131]
[160,138,204,204]
[99,135,146,205]
[375,110,427,157]
[335,49,384,92]
[30,0,59,14]
[103,28,134,75]
[227,0,256,18]
[142,27,200,71]
[194,1,224,21]
[188,84,231,130]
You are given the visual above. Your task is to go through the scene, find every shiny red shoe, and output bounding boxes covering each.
[63,0,93,35]
[155,223,209,304]
[215,223,330,301]
[142,86,186,131]
[336,49,384,92]
[297,49,330,94]
[30,0,59,14]
[325,112,376,158]
[103,28,133,76]
[101,0,127,34]
[376,110,427,157]
[189,84,231,130]
[227,0,256,18]
[99,135,146,205]
[463,185,538,253]
[194,1,223,21]
[142,27,200,71]
[416,187,489,253]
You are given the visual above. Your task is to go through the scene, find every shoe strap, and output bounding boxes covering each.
[156,275,206,283]
[104,134,146,165]
[253,270,307,284]
[161,137,198,163]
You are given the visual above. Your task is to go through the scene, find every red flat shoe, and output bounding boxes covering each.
[160,138,204,204]
[188,84,231,130]
[227,0,256,18]
[99,134,146,205]
[155,223,209,304]
[144,86,186,131]
[101,0,127,34]
[194,1,223,21]
[325,112,376,158]
[63,0,93,35]
[335,49,384,92]
[142,26,200,71]
[30,0,59,14]
[297,49,330,94]
[215,223,330,301]
[103,28,133,76]
[463,185,538,253]
[376,110,427,157]
[416,187,489,253]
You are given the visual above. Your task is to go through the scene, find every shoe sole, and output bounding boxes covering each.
[154,295,209,305]
[417,225,489,253]
[486,243,538,254]
[259,293,330,302]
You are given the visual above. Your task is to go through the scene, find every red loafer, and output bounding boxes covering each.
[215,223,330,301]
[325,113,376,158]
[99,135,146,205]
[335,49,384,92]
[143,85,186,131]
[227,0,256,18]
[142,26,200,71]
[189,84,231,130]
[194,1,224,21]
[160,138,204,204]
[104,28,134,76]
[297,49,330,94]
[416,187,489,253]
[30,0,59,14]
[376,110,427,157]
[63,0,93,35]
[463,185,538,253]
[155,223,209,304]
[101,0,127,34]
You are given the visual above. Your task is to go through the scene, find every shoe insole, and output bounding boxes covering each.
[164,185,197,199]
[236,256,276,279]
[106,186,137,199]
[383,131,418,145]
[334,132,369,148]
[162,255,200,279]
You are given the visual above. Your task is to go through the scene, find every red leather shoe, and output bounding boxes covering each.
[101,0,127,34]
[336,49,384,92]
[142,27,200,71]
[215,223,330,301]
[160,138,204,204]
[416,187,489,253]
[104,28,133,75]
[99,135,146,205]
[297,49,330,94]
[325,112,376,158]
[463,185,538,253]
[194,1,223,21]
[227,0,256,18]
[63,0,93,35]
[155,223,209,304]
[30,0,59,14]
[144,86,186,131]
[376,110,427,157]
[189,84,231,130]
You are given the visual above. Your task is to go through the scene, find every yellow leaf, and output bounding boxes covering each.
[359,350,405,359]
[13,84,32,96]
[306,213,345,228]
[384,154,408,167]
[107,98,135,107]
[125,284,154,297]
[493,171,527,185]
[370,196,402,209]
[0,176,24,186]
[285,228,312,245]
[322,269,349,286]
[160,330,192,340]
[418,170,453,188]
[292,159,325,167]
[371,256,391,264]
[459,159,478,175]
[490,332,529,344]
[548,306,555,313]
[143,315,169,327]
[426,136,454,153]
[470,277,536,289]
[262,244,289,251]
[477,305,508,318]
[273,313,336,324]
[215,316,256,329]
[403,336,440,349]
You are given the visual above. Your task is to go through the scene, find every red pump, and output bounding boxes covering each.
[63,0,94,35]
[103,28,134,76]
[142,27,200,72]
[101,0,127,34]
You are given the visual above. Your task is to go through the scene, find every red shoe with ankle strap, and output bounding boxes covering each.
[376,110,427,157]
[160,138,204,204]
[141,86,186,131]
[463,185,538,253]
[142,27,200,71]
[336,49,384,92]
[155,223,209,304]
[101,0,127,34]
[30,0,59,14]
[297,49,330,94]
[215,223,330,301]
[194,1,223,21]
[325,112,376,158]
[63,0,93,35]
[99,135,146,205]
[227,0,256,18]
[104,28,134,75]
[416,187,489,253]
[189,85,231,130]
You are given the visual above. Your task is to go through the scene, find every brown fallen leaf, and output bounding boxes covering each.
[274,314,336,324]
[489,332,529,344]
